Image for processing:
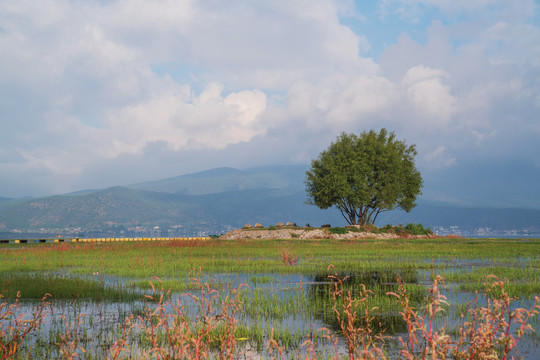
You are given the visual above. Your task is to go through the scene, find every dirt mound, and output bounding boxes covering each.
[219,228,426,240]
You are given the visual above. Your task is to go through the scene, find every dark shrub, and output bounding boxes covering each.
[329,227,348,234]
[404,223,433,235]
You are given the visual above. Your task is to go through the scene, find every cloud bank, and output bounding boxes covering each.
[0,0,539,207]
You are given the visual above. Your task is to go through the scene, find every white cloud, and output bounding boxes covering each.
[401,65,457,125]
[92,82,268,155]
[0,0,539,199]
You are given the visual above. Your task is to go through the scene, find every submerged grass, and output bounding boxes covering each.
[0,273,140,301]
[0,237,539,358]
[2,238,539,279]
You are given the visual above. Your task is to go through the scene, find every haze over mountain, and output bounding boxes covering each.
[0,165,538,239]
[127,166,305,195]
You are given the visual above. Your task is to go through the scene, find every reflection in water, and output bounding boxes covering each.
[307,268,423,336]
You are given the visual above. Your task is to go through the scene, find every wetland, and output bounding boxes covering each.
[0,237,539,359]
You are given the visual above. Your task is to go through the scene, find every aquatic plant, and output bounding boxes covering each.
[280,248,298,266]
[0,292,50,359]
[133,272,247,359]
[327,265,386,360]
[453,275,540,360]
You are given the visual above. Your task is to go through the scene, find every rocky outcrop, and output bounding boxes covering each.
[220,228,431,240]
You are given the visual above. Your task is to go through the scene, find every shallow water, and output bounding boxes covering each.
[4,256,540,359]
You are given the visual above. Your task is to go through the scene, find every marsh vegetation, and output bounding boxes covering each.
[0,238,539,359]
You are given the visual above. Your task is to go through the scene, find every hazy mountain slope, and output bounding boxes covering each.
[0,166,538,237]
[0,197,26,212]
[197,189,343,227]
[0,187,206,230]
[0,185,341,233]
[127,165,306,195]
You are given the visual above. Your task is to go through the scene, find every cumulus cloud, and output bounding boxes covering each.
[400,65,456,125]
[0,0,539,204]
[105,82,267,153]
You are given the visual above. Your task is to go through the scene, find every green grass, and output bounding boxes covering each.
[0,272,140,301]
[3,238,539,276]
[0,237,539,358]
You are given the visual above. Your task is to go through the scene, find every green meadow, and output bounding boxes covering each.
[0,237,539,359]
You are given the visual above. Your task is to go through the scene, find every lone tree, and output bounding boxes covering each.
[305,129,423,226]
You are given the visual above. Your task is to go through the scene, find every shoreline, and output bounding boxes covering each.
[220,228,435,240]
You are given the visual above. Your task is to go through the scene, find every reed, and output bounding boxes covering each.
[0,292,50,359]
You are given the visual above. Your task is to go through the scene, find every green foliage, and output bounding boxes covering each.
[404,223,433,235]
[328,227,348,234]
[268,225,276,230]
[379,224,394,233]
[305,129,423,226]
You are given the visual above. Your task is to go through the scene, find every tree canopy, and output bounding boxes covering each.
[305,129,423,226]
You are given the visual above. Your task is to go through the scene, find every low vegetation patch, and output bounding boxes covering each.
[0,273,139,301]
[328,227,348,234]
[239,223,433,237]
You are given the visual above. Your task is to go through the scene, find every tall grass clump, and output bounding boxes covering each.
[387,275,540,360]
[125,272,246,359]
[327,265,386,359]
[0,292,50,359]
[453,275,540,360]
[266,272,539,360]
[280,248,298,266]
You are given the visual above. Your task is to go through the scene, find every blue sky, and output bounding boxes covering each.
[1,0,539,208]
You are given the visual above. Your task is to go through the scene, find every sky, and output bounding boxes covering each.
[1,0,539,208]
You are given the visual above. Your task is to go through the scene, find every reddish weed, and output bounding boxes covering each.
[387,275,540,360]
[57,312,87,359]
[280,248,298,266]
[132,271,246,359]
[387,275,452,359]
[0,292,50,359]
[453,275,540,360]
[327,265,386,360]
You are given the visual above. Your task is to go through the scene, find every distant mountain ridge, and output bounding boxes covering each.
[0,165,538,238]
[127,165,305,195]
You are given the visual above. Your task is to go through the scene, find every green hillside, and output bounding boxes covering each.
[0,187,203,230]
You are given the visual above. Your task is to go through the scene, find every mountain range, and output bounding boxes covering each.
[0,165,538,238]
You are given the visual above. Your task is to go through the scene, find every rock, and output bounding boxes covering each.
[321,224,331,228]
[276,222,284,227]
[243,224,252,229]
[254,223,264,228]
[286,222,293,226]
[219,227,434,240]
